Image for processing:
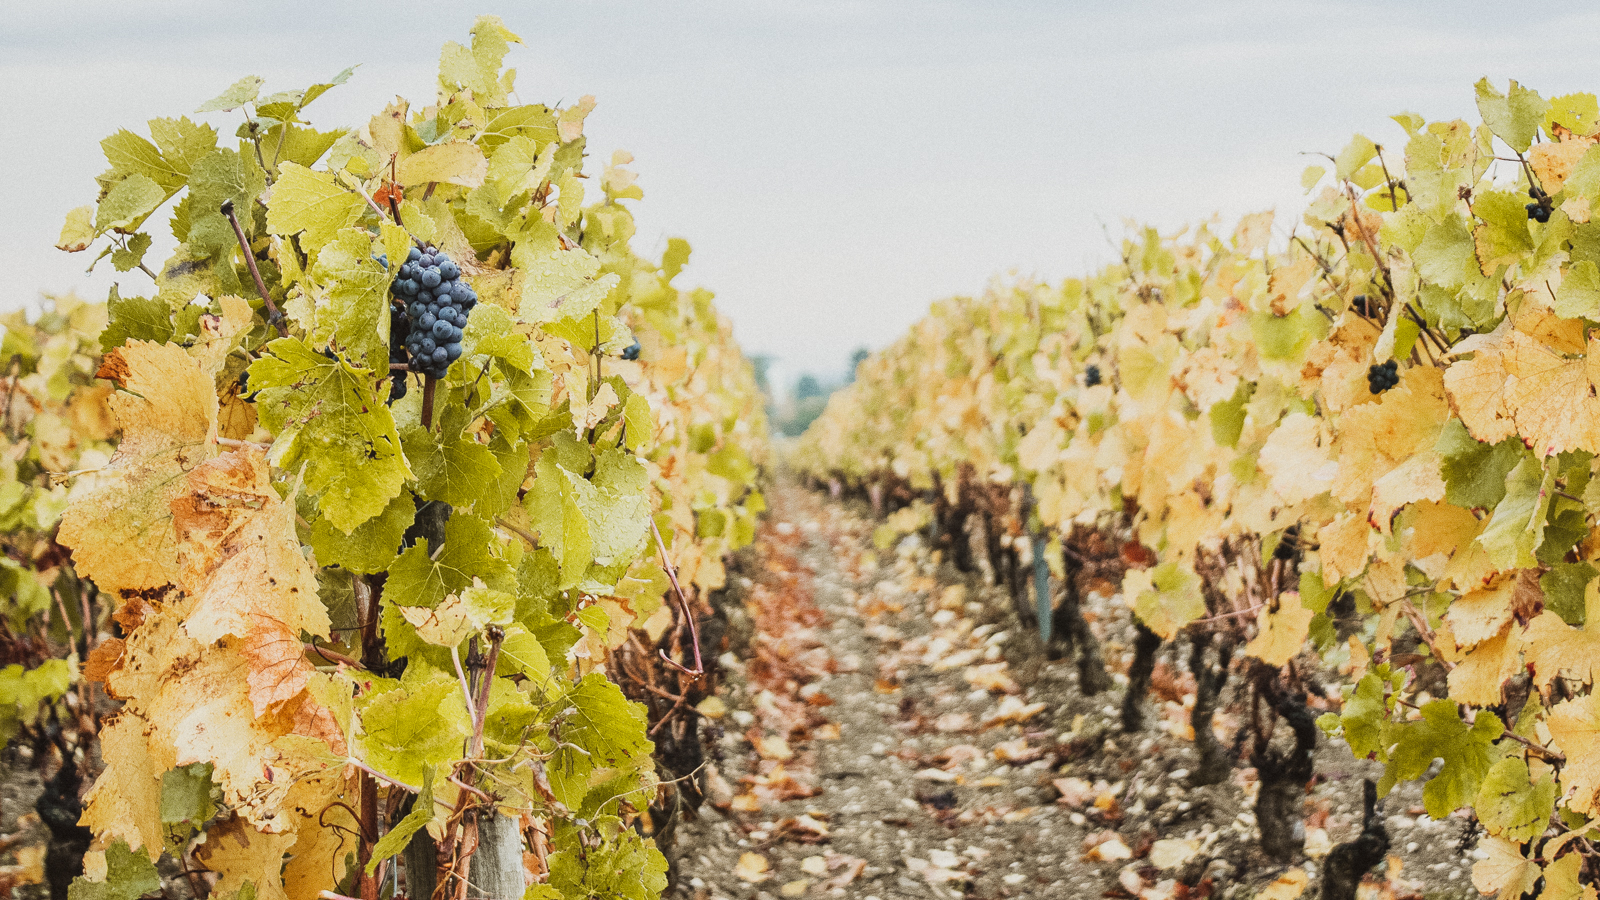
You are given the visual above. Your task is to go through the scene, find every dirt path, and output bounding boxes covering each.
[672,478,1479,900]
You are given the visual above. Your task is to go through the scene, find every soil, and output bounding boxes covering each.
[671,479,1483,900]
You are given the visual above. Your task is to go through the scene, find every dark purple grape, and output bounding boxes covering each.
[447,342,463,361]
[421,269,441,289]
[407,246,421,262]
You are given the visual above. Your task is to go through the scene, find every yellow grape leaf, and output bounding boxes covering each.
[1330,366,1448,508]
[171,450,327,715]
[1472,836,1540,900]
[1446,325,1600,457]
[1549,693,1600,815]
[195,816,299,900]
[58,342,219,593]
[1244,592,1314,667]
[280,773,357,898]
[1542,851,1600,900]
[1445,572,1522,647]
[395,141,488,188]
[1523,611,1600,691]
[1444,325,1518,445]
[1368,450,1446,535]
[80,713,168,859]
[1259,412,1331,506]
[1445,624,1521,706]
[1233,210,1275,257]
[1316,511,1371,586]
[1123,562,1204,640]
[1530,138,1593,192]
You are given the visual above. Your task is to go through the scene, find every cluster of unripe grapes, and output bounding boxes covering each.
[390,245,477,384]
[1527,186,1553,224]
[1366,359,1399,394]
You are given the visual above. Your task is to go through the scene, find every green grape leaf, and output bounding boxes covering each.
[196,75,265,113]
[547,674,652,810]
[96,174,166,234]
[1555,259,1600,320]
[101,129,186,193]
[159,763,218,828]
[186,148,268,260]
[1335,134,1377,182]
[1383,700,1502,818]
[367,770,433,875]
[101,286,174,353]
[357,671,466,787]
[1340,673,1391,760]
[437,15,522,105]
[1437,419,1524,510]
[1415,217,1478,290]
[1541,561,1597,625]
[1476,78,1547,153]
[1476,756,1556,842]
[548,821,668,900]
[307,490,414,574]
[247,338,410,533]
[385,515,509,609]
[148,117,219,180]
[310,228,391,369]
[110,233,153,273]
[68,840,162,900]
[1472,190,1536,275]
[403,419,503,511]
[1474,455,1547,571]
[264,162,364,248]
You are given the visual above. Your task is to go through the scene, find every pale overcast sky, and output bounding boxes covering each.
[3,2,1595,388]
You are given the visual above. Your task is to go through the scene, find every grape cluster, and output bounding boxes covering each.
[1350,294,1372,317]
[621,339,641,361]
[1527,186,1553,224]
[1084,364,1102,387]
[1367,359,1399,394]
[391,245,477,380]
[388,304,410,403]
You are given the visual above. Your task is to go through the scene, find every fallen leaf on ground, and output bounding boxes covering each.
[1054,777,1096,808]
[1086,835,1132,862]
[992,737,1043,763]
[779,879,809,897]
[800,856,828,876]
[822,855,866,890]
[984,694,1048,727]
[754,735,794,761]
[907,854,967,884]
[1149,838,1200,869]
[966,662,1020,694]
[734,852,771,883]
[1257,867,1309,900]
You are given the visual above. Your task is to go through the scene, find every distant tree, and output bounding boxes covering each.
[749,354,773,398]
[795,374,824,400]
[846,347,869,382]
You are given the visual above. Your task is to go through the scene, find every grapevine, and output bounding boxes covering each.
[46,17,767,900]
[796,78,1600,894]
